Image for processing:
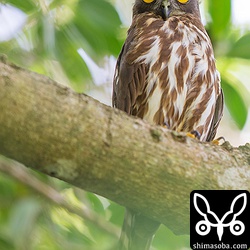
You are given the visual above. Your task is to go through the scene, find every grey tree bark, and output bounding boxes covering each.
[0,56,249,235]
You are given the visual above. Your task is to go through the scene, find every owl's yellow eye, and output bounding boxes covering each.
[177,0,189,3]
[143,0,155,3]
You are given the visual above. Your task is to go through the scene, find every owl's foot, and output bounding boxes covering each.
[186,130,201,140]
[212,136,225,145]
[163,122,170,129]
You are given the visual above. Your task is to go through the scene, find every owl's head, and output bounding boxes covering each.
[133,0,167,19]
[133,0,200,19]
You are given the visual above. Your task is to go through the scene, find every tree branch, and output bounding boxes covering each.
[0,56,249,235]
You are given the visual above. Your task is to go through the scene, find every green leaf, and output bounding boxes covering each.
[153,225,189,250]
[107,201,124,226]
[227,33,250,59]
[0,235,15,250]
[73,0,122,58]
[55,26,91,91]
[66,226,93,246]
[85,193,105,215]
[208,0,231,39]
[221,78,248,129]
[8,198,42,247]
[5,0,36,13]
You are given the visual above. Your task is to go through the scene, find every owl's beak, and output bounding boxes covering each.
[163,0,170,18]
[165,0,185,17]
[165,0,171,17]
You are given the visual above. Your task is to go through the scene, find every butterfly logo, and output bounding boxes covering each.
[193,193,247,241]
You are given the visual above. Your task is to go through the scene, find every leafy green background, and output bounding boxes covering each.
[0,0,249,249]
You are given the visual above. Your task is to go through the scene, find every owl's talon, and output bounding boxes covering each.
[186,130,201,140]
[212,136,225,145]
[163,122,170,129]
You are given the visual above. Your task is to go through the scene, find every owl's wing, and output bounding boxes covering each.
[112,40,147,115]
[206,89,224,142]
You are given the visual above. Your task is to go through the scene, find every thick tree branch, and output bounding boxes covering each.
[0,57,249,235]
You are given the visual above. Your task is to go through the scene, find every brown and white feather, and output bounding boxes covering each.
[113,2,223,249]
[113,13,223,142]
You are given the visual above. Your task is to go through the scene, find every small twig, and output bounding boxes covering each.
[0,156,119,238]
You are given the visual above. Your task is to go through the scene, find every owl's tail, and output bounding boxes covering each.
[119,208,160,250]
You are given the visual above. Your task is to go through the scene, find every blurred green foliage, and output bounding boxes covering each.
[0,0,122,91]
[206,0,249,129]
[0,0,250,249]
[0,167,123,250]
